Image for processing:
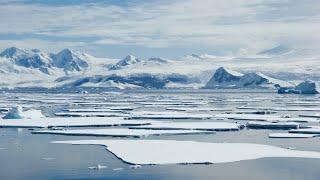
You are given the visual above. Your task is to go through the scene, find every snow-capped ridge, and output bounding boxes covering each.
[204,67,293,89]
[0,46,52,74]
[109,55,142,70]
[257,45,294,56]
[51,48,90,73]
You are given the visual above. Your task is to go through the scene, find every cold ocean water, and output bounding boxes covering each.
[0,89,319,180]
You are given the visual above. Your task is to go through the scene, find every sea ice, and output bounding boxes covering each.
[32,128,215,138]
[52,140,320,165]
[129,122,242,131]
[0,117,161,128]
[269,133,318,138]
[247,121,300,129]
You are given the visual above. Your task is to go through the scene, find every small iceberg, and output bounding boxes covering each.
[2,106,45,119]
[130,165,141,169]
[88,164,107,170]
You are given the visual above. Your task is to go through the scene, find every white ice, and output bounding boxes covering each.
[52,140,320,165]
[0,117,161,128]
[32,128,215,137]
[269,133,318,138]
[130,122,242,131]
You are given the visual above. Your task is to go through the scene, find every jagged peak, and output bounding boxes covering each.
[215,67,244,77]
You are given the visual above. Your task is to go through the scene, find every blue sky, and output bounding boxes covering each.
[0,0,319,59]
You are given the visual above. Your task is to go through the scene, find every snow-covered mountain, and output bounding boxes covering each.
[50,48,90,73]
[109,55,141,70]
[0,47,52,74]
[204,67,293,89]
[0,45,319,89]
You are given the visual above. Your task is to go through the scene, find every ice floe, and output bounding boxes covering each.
[32,128,215,138]
[130,122,242,131]
[0,117,160,128]
[268,133,318,138]
[52,140,320,165]
[247,121,300,129]
[289,127,320,134]
[88,164,107,170]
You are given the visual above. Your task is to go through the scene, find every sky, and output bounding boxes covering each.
[0,0,319,59]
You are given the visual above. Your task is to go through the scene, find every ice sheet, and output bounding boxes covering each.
[52,140,320,165]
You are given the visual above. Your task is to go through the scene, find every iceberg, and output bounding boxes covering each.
[52,140,320,165]
[2,106,45,119]
[277,80,319,94]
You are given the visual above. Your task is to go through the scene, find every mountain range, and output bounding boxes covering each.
[0,45,319,89]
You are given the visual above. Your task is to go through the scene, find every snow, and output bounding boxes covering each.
[129,122,242,131]
[268,133,318,138]
[2,106,45,119]
[32,128,215,138]
[52,140,320,165]
[0,117,161,128]
[246,121,300,129]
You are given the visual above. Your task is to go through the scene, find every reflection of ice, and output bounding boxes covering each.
[113,168,123,171]
[41,157,56,161]
[130,165,141,169]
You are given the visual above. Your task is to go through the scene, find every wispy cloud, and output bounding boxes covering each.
[0,0,319,57]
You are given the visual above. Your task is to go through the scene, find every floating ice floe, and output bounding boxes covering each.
[52,140,320,165]
[54,112,127,117]
[130,122,242,131]
[213,114,320,123]
[237,106,320,111]
[0,117,160,128]
[88,164,107,170]
[299,114,320,118]
[268,133,318,138]
[2,106,45,119]
[289,127,320,134]
[129,111,213,120]
[247,121,299,129]
[32,128,215,138]
[165,107,233,112]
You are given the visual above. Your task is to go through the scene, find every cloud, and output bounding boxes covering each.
[0,0,319,57]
